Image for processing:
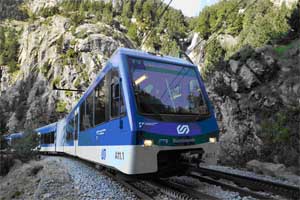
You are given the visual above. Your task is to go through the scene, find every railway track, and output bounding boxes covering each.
[105,171,219,200]
[188,165,300,200]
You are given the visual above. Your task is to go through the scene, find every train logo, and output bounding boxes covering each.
[138,122,145,128]
[177,125,190,135]
[101,149,106,160]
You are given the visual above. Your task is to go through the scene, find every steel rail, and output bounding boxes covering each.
[104,171,155,200]
[188,166,300,200]
[150,179,220,200]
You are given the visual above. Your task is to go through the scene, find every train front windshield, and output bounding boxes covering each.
[128,57,210,119]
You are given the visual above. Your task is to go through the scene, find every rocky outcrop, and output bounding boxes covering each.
[270,0,299,8]
[186,33,206,68]
[0,13,134,132]
[246,159,300,184]
[205,41,300,167]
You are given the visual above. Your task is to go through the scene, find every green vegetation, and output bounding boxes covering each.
[40,60,51,76]
[260,107,300,166]
[0,27,20,73]
[56,100,67,113]
[192,0,298,76]
[203,38,225,75]
[261,112,291,143]
[65,91,73,97]
[38,6,60,18]
[0,135,8,150]
[12,129,40,162]
[274,40,299,56]
[0,129,40,175]
[30,0,189,56]
[74,77,81,88]
[51,76,61,87]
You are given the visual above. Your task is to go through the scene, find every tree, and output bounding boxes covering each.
[133,0,143,20]
[142,0,154,25]
[0,135,8,150]
[204,38,225,73]
[12,129,40,162]
[288,2,300,36]
[0,27,5,52]
[196,7,211,39]
[0,27,5,66]
[103,2,113,25]
[160,38,180,57]
[122,1,133,19]
[127,24,140,45]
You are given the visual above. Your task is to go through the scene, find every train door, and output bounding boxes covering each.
[107,68,129,140]
[56,119,66,153]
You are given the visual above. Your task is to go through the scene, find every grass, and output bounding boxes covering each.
[274,40,299,56]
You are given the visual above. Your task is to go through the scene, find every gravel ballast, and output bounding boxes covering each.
[55,157,138,200]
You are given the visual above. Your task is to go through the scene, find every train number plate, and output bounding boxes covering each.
[115,152,124,160]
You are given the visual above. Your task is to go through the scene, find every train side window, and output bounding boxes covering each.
[110,70,125,118]
[86,92,94,128]
[80,93,94,131]
[66,118,74,141]
[42,132,54,144]
[80,102,85,131]
[50,132,54,143]
[74,113,78,140]
[95,79,106,125]
[41,134,44,144]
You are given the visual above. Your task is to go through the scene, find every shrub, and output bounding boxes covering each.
[39,6,60,18]
[40,60,51,76]
[259,107,300,167]
[203,38,225,75]
[65,91,73,97]
[51,76,61,87]
[12,129,40,162]
[56,100,67,113]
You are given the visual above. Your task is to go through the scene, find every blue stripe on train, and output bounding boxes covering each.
[78,116,132,146]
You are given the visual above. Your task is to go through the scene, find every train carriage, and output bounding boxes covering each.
[6,48,219,176]
[37,123,57,152]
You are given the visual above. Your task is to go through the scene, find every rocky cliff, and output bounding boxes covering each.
[0,1,134,132]
[203,41,300,167]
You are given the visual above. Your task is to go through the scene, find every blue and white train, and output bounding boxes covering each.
[6,48,219,176]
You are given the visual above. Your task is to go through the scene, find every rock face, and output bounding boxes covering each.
[205,41,300,167]
[0,11,134,132]
[246,159,300,184]
[0,0,27,20]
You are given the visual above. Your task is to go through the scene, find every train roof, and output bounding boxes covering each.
[65,47,197,121]
[36,122,57,134]
[116,48,196,67]
[5,132,23,140]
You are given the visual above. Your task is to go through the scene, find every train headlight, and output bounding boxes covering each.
[144,139,153,147]
[209,137,217,143]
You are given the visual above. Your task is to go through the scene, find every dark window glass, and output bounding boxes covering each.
[80,103,85,131]
[95,79,106,125]
[42,132,55,144]
[66,118,74,141]
[86,93,94,128]
[74,113,78,140]
[80,93,94,131]
[50,132,54,143]
[128,57,209,116]
[110,71,125,118]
